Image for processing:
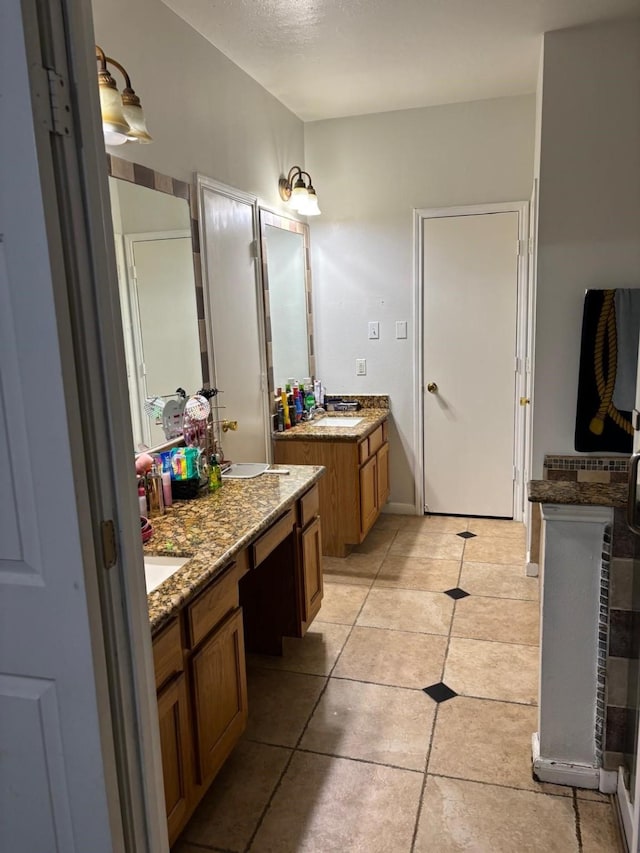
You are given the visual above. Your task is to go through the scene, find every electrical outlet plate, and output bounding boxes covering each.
[368,321,379,340]
[356,358,367,376]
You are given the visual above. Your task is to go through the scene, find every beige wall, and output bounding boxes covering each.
[92,0,304,208]
[305,95,536,508]
[532,18,640,476]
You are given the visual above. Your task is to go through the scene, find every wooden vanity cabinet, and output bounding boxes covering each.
[274,418,390,556]
[157,671,193,845]
[297,485,323,634]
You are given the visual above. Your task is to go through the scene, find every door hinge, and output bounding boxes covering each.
[517,238,531,257]
[32,65,72,137]
[249,239,259,259]
[101,520,118,569]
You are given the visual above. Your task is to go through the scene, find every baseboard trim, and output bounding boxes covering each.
[532,733,600,789]
[382,502,416,516]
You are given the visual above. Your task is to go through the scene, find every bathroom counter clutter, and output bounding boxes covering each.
[144,464,324,634]
[528,479,627,507]
[273,407,388,442]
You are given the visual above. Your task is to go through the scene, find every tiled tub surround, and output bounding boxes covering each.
[144,465,324,634]
[174,514,622,853]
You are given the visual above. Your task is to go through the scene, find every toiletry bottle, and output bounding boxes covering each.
[138,481,148,516]
[209,454,222,492]
[281,388,291,429]
[147,465,165,517]
[294,388,303,422]
[162,469,172,507]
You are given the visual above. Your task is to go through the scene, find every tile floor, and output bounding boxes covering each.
[175,514,624,853]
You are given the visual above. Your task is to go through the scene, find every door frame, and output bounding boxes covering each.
[413,200,532,520]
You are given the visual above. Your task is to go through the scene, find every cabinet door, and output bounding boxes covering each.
[377,442,390,508]
[360,454,378,535]
[301,516,323,629]
[157,673,193,846]
[191,607,248,785]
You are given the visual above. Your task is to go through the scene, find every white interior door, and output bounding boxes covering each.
[198,177,269,462]
[0,2,121,848]
[423,211,519,517]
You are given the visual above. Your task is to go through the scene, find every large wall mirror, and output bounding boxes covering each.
[107,156,209,450]
[259,211,315,395]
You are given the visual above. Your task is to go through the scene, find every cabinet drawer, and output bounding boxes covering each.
[368,425,384,456]
[299,484,320,528]
[153,618,183,691]
[253,507,295,567]
[187,559,243,649]
[358,438,369,465]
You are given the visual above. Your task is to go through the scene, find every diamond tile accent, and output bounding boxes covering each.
[423,682,458,703]
[457,531,477,539]
[444,588,470,600]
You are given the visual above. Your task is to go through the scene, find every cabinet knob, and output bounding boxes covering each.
[427,382,438,394]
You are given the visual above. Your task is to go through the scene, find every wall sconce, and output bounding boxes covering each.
[278,166,321,216]
[96,45,152,146]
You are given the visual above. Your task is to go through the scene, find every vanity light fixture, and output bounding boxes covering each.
[96,45,152,146]
[278,166,321,216]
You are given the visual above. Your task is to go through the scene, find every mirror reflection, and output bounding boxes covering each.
[260,211,314,397]
[263,225,309,388]
[108,177,202,449]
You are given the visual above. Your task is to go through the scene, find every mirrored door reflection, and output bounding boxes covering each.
[108,177,202,449]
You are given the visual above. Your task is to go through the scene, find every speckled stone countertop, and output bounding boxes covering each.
[528,480,628,507]
[273,409,389,442]
[144,465,324,634]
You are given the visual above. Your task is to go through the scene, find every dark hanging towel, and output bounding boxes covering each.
[574,288,640,453]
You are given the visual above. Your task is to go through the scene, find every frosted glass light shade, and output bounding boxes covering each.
[300,189,321,216]
[98,79,131,142]
[122,98,153,143]
[290,185,309,212]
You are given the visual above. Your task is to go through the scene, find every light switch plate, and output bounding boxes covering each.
[356,358,367,376]
[395,320,408,339]
[368,321,379,340]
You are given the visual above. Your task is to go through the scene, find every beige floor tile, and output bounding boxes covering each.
[445,637,539,704]
[452,596,539,646]
[357,587,453,635]
[402,515,469,534]
[300,678,435,769]
[414,776,578,852]
[375,555,460,592]
[250,751,422,853]
[245,668,326,747]
[460,561,538,600]
[463,536,526,565]
[322,552,383,586]
[373,513,406,531]
[576,788,611,803]
[318,583,369,625]
[352,528,397,555]
[389,531,465,560]
[181,740,290,851]
[247,622,350,676]
[467,518,526,541]
[429,696,542,791]
[334,626,448,689]
[579,800,623,852]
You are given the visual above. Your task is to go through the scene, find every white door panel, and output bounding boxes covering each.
[423,212,518,517]
[0,5,116,847]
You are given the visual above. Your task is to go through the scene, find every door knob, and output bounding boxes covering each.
[427,382,438,394]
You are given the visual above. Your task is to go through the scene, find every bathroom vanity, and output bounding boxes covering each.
[273,409,390,556]
[144,465,324,845]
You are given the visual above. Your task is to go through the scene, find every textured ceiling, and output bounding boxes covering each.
[163,0,640,121]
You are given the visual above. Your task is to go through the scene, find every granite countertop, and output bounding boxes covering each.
[528,480,628,507]
[144,465,325,634]
[272,408,389,442]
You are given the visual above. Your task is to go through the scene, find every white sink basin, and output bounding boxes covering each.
[315,417,363,427]
[144,555,189,593]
